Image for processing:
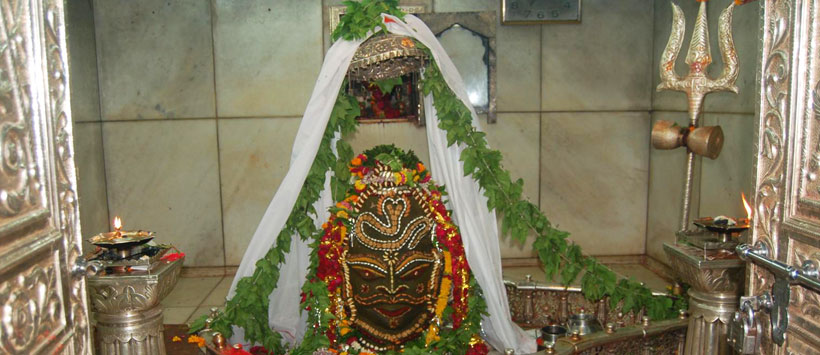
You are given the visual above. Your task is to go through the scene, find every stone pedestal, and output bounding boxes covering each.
[664,243,744,355]
[87,257,183,355]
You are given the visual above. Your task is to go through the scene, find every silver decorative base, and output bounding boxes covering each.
[95,306,166,354]
[88,257,183,355]
[664,243,744,355]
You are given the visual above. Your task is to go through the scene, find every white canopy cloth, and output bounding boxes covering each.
[228,13,535,354]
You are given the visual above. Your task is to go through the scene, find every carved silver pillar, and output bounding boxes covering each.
[87,258,182,354]
[665,243,744,355]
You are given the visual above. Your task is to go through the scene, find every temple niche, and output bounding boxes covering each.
[57,0,778,354]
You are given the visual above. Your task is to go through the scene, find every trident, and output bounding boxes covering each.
[653,1,739,232]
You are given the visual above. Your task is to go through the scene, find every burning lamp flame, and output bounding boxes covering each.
[113,216,122,231]
[741,193,752,221]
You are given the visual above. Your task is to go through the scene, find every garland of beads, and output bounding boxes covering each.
[311,151,489,355]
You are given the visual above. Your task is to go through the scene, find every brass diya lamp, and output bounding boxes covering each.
[89,216,155,259]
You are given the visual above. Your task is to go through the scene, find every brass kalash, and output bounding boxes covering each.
[84,217,182,355]
[652,1,750,354]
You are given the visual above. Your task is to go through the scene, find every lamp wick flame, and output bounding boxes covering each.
[113,216,122,231]
[741,193,752,221]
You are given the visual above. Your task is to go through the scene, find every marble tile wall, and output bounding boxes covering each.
[69,0,760,267]
[646,0,760,264]
[66,0,108,255]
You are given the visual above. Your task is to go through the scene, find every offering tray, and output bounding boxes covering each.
[87,245,170,273]
[693,217,750,234]
[677,228,746,251]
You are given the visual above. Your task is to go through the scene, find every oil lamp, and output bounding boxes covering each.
[88,216,154,259]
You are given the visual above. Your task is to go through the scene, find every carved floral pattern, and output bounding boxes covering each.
[576,329,686,355]
[751,0,792,319]
[0,0,42,220]
[41,0,92,352]
[751,0,820,353]
[0,262,65,354]
[504,284,649,328]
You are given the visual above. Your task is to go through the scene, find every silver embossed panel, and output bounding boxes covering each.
[0,0,91,353]
[751,0,820,352]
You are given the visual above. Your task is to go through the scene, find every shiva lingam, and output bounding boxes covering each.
[85,217,183,355]
[653,1,747,354]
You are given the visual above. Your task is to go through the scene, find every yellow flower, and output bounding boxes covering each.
[354,180,366,191]
[336,210,349,219]
[443,251,452,275]
[436,277,451,318]
[171,336,181,342]
[425,324,440,345]
[187,335,206,348]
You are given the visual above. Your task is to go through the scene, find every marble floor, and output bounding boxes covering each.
[160,263,672,325]
[162,275,231,325]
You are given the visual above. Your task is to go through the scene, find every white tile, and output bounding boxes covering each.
[103,120,224,266]
[73,123,109,254]
[607,264,671,293]
[201,277,232,307]
[540,112,649,256]
[486,113,540,258]
[433,0,495,12]
[651,0,760,113]
[94,0,215,120]
[217,118,300,265]
[541,0,653,111]
[161,277,222,308]
[213,0,322,117]
[163,307,197,325]
[699,113,756,218]
[188,306,225,324]
[496,16,541,112]
[66,0,101,123]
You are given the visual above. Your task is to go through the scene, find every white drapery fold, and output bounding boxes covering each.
[228,14,535,353]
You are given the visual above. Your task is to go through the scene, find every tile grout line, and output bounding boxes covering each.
[89,0,112,231]
[76,109,757,125]
[186,276,228,323]
[538,23,543,211]
[208,0,229,269]
[644,0,658,255]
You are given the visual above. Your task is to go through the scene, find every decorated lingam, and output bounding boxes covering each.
[318,146,487,353]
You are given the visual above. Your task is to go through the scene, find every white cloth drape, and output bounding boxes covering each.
[228,14,535,354]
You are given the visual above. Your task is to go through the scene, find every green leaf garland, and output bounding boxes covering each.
[419,59,685,320]
[198,1,685,353]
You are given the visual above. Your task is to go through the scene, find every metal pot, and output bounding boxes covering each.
[540,325,567,346]
[567,309,603,335]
